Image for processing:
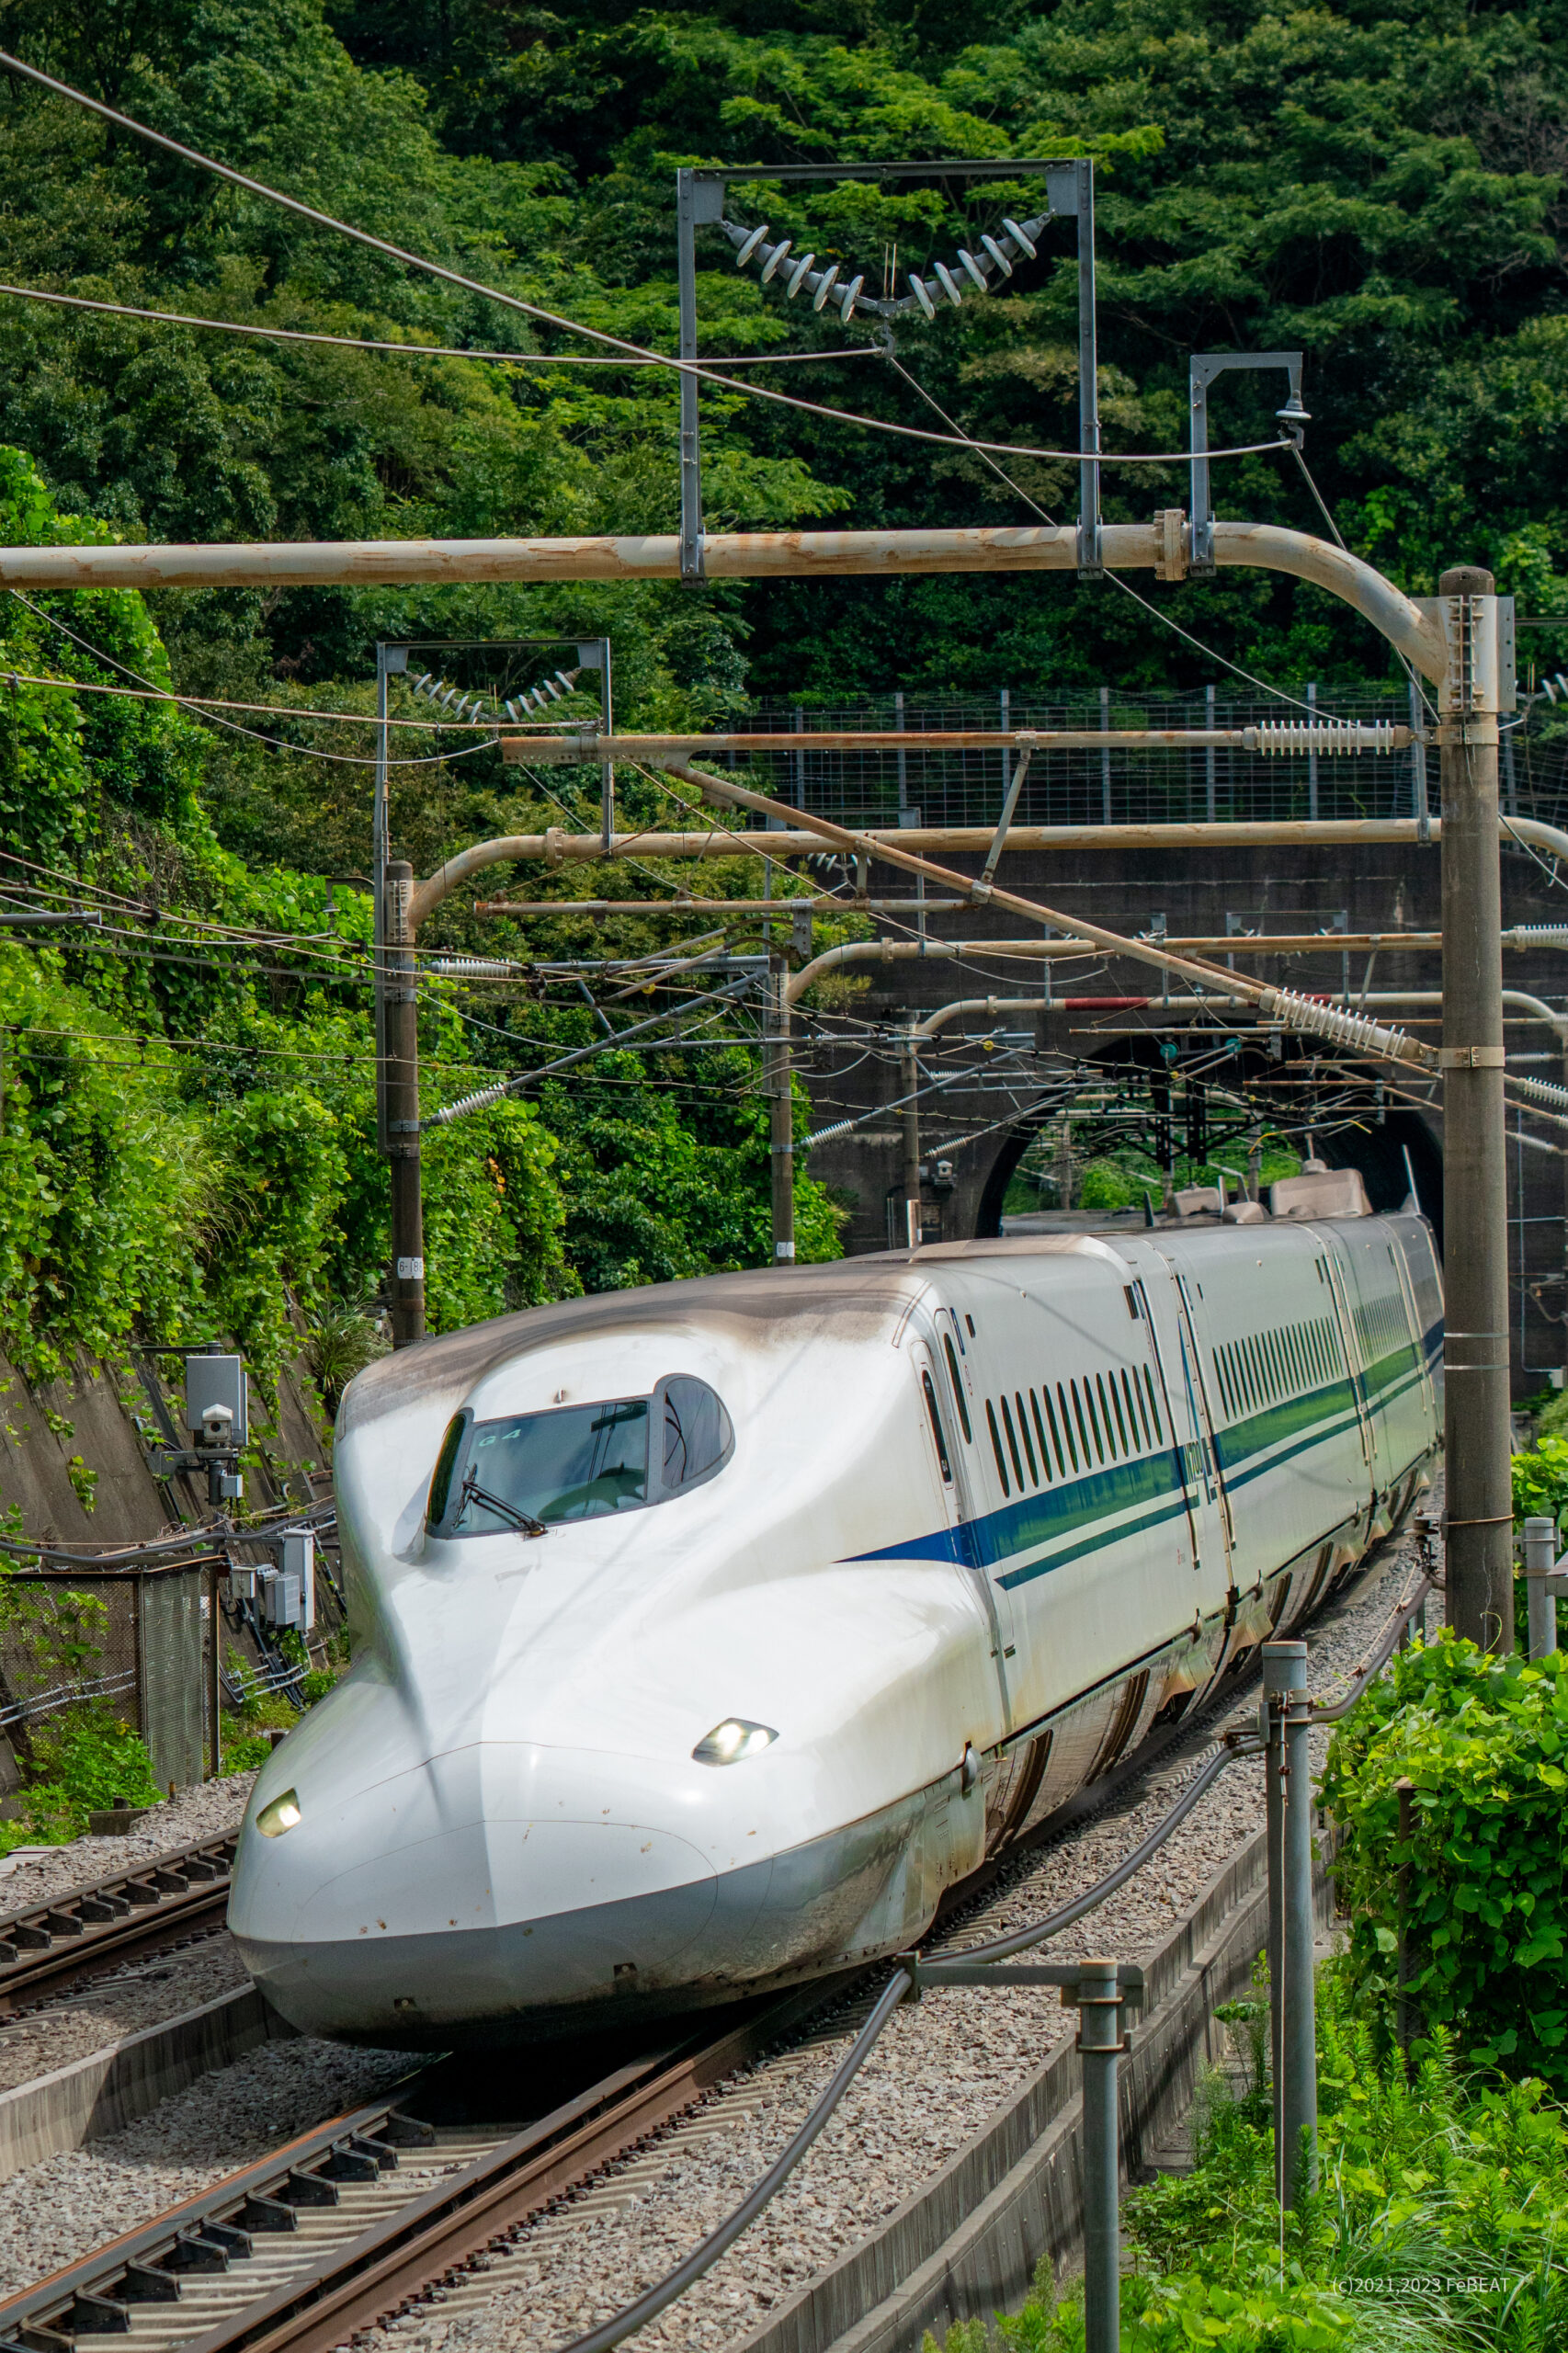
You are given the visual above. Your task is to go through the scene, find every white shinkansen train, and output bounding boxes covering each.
[230,1207,1441,2047]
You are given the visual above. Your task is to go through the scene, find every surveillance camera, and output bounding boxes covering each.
[198,1403,234,1448]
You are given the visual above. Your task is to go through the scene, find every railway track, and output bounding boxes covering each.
[0,1672,1268,2353]
[0,1835,236,2018]
[0,1533,1427,2353]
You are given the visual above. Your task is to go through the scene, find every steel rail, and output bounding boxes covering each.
[0,1528,1426,2353]
[0,1831,237,2011]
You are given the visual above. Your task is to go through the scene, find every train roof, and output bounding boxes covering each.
[342,1207,1426,1438]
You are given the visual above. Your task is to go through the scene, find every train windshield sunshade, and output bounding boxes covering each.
[426,1376,733,1537]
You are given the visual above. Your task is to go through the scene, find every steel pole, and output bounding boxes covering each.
[385,859,426,1347]
[768,954,795,1265]
[1440,567,1512,1652]
[1265,1639,1317,2206]
[901,1025,922,1249]
[1524,1514,1558,1661]
[1395,1773,1416,2070]
[1263,1688,1284,2182]
[1077,1956,1121,2353]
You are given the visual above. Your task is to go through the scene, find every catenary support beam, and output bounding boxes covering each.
[410,816,1568,929]
[0,523,1447,681]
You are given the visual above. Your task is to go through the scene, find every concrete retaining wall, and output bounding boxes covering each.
[0,1984,297,2182]
[735,1823,1324,2353]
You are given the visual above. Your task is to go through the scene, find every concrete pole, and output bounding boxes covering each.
[768,953,795,1266]
[384,859,426,1347]
[1076,1957,1121,2353]
[1264,1640,1317,2208]
[900,1024,922,1249]
[1439,566,1513,1652]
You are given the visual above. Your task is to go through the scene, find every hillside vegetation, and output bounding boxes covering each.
[0,0,1560,1398]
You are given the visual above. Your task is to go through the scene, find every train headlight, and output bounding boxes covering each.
[256,1788,302,1838]
[693,1719,777,1766]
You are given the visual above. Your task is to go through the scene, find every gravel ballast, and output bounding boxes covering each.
[358,1523,1432,2353]
[0,1770,258,1918]
[0,1518,1431,2334]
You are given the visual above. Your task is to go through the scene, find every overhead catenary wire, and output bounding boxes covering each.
[0,53,1296,475]
[0,280,883,368]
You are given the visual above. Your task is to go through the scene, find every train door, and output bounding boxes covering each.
[1318,1241,1377,1510]
[1382,1234,1437,1466]
[1169,1271,1237,1598]
[1131,1269,1214,1594]
[911,1313,1015,1721]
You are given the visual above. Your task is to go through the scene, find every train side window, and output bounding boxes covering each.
[1015,1392,1040,1484]
[921,1371,953,1485]
[1217,1347,1235,1420]
[1120,1368,1144,1449]
[985,1400,1011,1495]
[1057,1382,1082,1472]
[426,1412,471,1528]
[942,1335,972,1442]
[1142,1365,1164,1442]
[656,1376,735,1495]
[1029,1390,1053,1479]
[1043,1385,1069,1474]
[1103,1371,1129,1456]
[1127,1367,1152,1448]
[1000,1395,1026,1488]
[1079,1379,1106,1465]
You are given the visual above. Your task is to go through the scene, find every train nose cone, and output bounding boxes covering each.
[230,1725,721,2044]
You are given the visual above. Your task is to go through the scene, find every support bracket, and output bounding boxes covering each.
[1189,352,1305,575]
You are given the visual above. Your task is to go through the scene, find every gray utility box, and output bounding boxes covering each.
[184,1352,247,1448]
[260,1531,316,1633]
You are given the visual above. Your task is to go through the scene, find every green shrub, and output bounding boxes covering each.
[958,1964,1568,2351]
[1323,1631,1568,2081]
[1513,1436,1568,1530]
[5,1710,163,1844]
[219,1728,275,1774]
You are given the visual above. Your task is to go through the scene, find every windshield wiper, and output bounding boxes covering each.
[459,1470,547,1539]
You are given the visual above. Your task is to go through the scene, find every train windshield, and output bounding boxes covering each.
[442,1399,650,1532]
[426,1376,733,1537]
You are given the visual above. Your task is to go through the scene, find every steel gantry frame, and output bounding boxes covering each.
[0,59,1519,1640]
[3,518,1515,1645]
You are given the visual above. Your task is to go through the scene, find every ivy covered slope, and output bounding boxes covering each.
[0,450,836,1399]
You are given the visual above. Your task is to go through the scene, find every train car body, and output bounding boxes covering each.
[230,1211,1441,2048]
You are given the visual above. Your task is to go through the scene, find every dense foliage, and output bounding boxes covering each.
[0,444,841,1392]
[0,0,1559,717]
[0,0,1562,1373]
[1324,1633,1568,2086]
[925,1965,1568,2351]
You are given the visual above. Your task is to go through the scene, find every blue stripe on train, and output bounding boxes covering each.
[848,1330,1437,1579]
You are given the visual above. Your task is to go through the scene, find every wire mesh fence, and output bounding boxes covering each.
[714,685,1568,832]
